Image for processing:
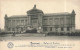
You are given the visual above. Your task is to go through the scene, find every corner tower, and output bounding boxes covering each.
[4,14,8,31]
[71,10,76,32]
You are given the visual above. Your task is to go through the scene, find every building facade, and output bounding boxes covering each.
[5,5,76,33]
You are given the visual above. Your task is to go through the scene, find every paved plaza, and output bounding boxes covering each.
[0,36,80,41]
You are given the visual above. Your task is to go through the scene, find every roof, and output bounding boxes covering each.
[44,12,71,16]
[27,9,43,13]
[27,5,43,14]
[8,15,27,18]
[7,12,71,18]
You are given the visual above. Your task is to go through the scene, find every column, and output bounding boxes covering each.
[27,15,31,30]
[38,14,43,33]
[64,16,67,33]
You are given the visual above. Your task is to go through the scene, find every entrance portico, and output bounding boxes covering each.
[27,5,43,33]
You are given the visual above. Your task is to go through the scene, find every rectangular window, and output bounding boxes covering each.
[50,27,52,31]
[60,18,64,25]
[61,27,64,31]
[21,20,24,25]
[16,20,20,25]
[8,28,11,31]
[66,18,70,24]
[21,28,23,31]
[25,20,27,22]
[43,27,47,31]
[25,20,27,25]
[43,19,47,20]
[12,28,15,31]
[55,18,59,25]
[8,20,11,23]
[43,19,48,25]
[33,20,37,23]
[49,18,53,20]
[49,18,53,25]
[16,20,20,23]
[12,20,15,26]
[12,20,15,23]
[21,20,24,23]
[67,27,70,31]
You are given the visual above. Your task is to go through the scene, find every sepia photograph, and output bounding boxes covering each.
[0,0,80,40]
[0,0,80,50]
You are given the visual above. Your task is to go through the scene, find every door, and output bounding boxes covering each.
[32,19,38,29]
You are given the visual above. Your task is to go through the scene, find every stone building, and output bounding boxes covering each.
[5,5,76,33]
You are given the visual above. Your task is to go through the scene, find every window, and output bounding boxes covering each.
[49,18,53,20]
[21,20,24,25]
[21,20,24,23]
[33,20,37,23]
[66,18,70,24]
[49,18,53,25]
[50,27,52,31]
[67,27,70,31]
[61,27,64,31]
[43,19,48,25]
[12,20,15,26]
[17,20,20,23]
[12,28,15,31]
[55,28,58,32]
[43,27,47,31]
[55,18,59,25]
[25,20,27,25]
[21,28,23,31]
[8,28,11,31]
[12,20,15,23]
[16,20,20,25]
[25,20,27,22]
[60,18,64,25]
[8,20,11,23]
[43,18,47,20]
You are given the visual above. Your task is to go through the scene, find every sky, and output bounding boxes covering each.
[0,0,80,29]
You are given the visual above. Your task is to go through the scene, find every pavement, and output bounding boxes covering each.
[0,36,80,41]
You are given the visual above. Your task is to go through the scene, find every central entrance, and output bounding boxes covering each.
[31,19,38,29]
[31,15,39,29]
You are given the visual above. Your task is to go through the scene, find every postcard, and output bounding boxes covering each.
[0,0,80,50]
